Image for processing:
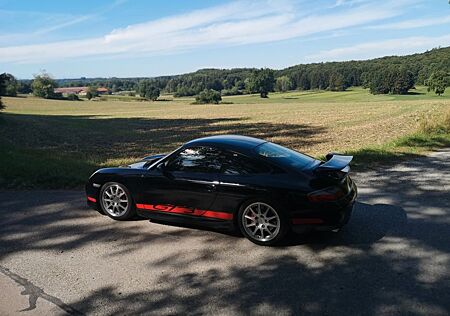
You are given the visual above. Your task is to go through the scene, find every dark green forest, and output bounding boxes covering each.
[11,46,450,97]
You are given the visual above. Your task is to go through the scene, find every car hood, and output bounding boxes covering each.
[127,154,166,169]
[128,161,148,169]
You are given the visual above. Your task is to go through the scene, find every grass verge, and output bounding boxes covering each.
[0,142,96,189]
[347,110,450,170]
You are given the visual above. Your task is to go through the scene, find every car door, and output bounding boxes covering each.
[212,150,274,212]
[138,146,222,213]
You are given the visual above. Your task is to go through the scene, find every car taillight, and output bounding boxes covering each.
[307,186,344,202]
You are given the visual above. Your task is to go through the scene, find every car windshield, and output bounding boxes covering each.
[255,142,316,170]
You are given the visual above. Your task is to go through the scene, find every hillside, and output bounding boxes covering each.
[50,46,450,95]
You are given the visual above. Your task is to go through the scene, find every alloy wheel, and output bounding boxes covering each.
[242,202,280,242]
[101,184,129,217]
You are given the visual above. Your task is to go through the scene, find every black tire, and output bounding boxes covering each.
[237,199,289,246]
[99,182,136,220]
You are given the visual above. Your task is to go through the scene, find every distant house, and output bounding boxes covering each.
[54,86,110,96]
[96,87,110,95]
[54,87,88,95]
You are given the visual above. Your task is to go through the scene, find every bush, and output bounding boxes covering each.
[52,92,64,100]
[66,94,80,101]
[195,89,222,104]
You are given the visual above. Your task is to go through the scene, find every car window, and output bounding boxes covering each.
[220,151,272,175]
[255,142,316,170]
[166,146,222,173]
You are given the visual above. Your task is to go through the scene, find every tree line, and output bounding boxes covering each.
[72,46,450,97]
[1,46,449,103]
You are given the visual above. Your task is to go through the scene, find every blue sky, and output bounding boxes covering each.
[0,0,449,79]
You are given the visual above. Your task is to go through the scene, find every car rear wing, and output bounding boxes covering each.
[314,153,353,178]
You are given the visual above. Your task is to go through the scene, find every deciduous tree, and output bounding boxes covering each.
[368,67,415,95]
[31,72,57,99]
[246,69,275,98]
[0,73,19,97]
[275,76,293,92]
[328,73,346,91]
[86,86,99,100]
[426,70,448,96]
[138,80,160,101]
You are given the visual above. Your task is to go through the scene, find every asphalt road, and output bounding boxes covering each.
[0,149,449,316]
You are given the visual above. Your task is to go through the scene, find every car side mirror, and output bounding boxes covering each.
[156,162,174,179]
[154,162,166,172]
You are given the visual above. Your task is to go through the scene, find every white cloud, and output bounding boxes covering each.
[0,10,91,41]
[0,0,127,44]
[368,15,450,30]
[332,0,372,7]
[0,0,421,64]
[34,15,94,35]
[307,34,450,62]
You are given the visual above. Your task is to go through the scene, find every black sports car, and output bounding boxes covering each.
[86,135,357,245]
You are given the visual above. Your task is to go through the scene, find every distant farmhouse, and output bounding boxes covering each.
[96,87,109,94]
[54,87,110,96]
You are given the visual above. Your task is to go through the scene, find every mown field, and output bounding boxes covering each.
[1,86,449,188]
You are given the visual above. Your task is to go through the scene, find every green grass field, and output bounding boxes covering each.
[1,87,449,188]
[99,86,450,104]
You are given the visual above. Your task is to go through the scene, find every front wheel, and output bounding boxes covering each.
[238,201,288,246]
[100,182,136,220]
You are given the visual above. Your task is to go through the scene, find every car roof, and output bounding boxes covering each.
[185,135,267,153]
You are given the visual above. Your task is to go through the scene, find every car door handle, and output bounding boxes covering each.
[177,178,218,192]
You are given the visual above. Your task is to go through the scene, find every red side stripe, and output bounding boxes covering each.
[292,218,324,224]
[136,203,233,220]
[203,211,233,220]
[87,196,97,203]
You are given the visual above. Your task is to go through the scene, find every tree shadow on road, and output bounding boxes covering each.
[143,201,408,250]
[66,199,448,315]
[284,202,407,248]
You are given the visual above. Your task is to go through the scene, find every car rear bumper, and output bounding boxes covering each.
[291,203,354,233]
[291,180,357,233]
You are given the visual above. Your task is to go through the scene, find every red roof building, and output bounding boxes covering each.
[54,87,87,95]
[54,86,110,96]
[96,87,110,94]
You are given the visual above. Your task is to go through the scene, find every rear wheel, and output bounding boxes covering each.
[238,200,288,246]
[100,182,135,220]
